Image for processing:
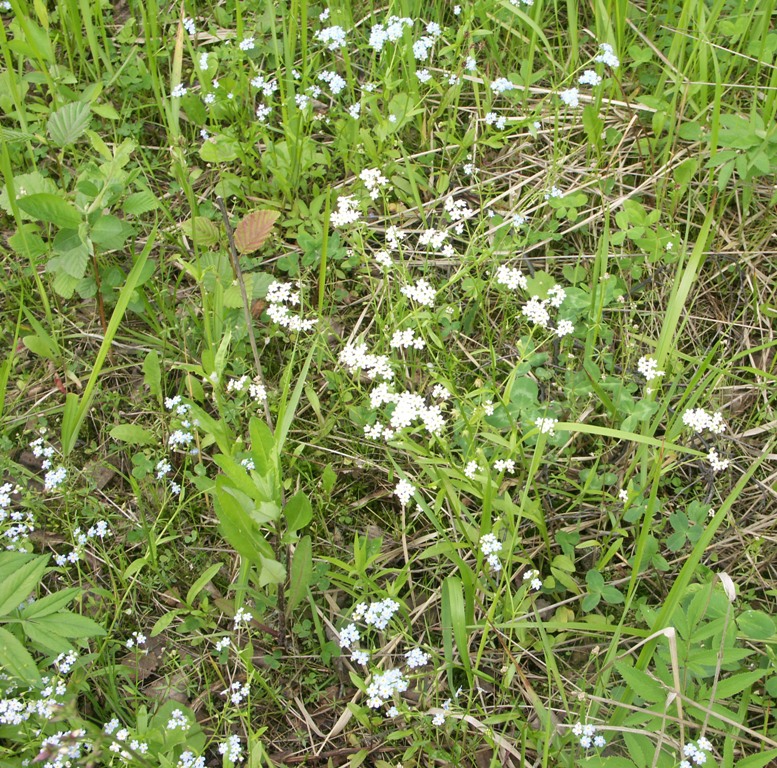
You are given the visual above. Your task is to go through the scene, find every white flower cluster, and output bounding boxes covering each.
[523,569,542,591]
[637,355,664,381]
[318,69,347,95]
[390,328,425,350]
[480,533,503,572]
[708,449,730,472]
[178,752,206,768]
[233,606,253,627]
[464,460,478,478]
[418,228,449,250]
[432,384,450,400]
[578,69,602,86]
[595,42,620,69]
[365,386,445,440]
[368,16,413,53]
[431,697,453,725]
[412,23,441,62]
[218,735,243,764]
[125,631,146,650]
[251,73,278,97]
[680,736,714,768]
[366,668,409,708]
[331,195,361,227]
[485,110,507,129]
[682,408,725,434]
[393,478,416,506]
[238,36,255,51]
[54,650,78,674]
[226,375,268,404]
[536,417,558,435]
[559,88,580,108]
[490,77,515,94]
[339,342,393,380]
[401,278,436,307]
[360,168,389,199]
[182,17,196,35]
[166,709,189,731]
[444,196,475,234]
[496,265,528,291]
[223,681,250,707]
[572,721,606,749]
[353,597,401,629]
[405,647,430,668]
[53,521,112,567]
[494,459,516,473]
[351,649,370,665]
[266,280,317,332]
[315,25,347,49]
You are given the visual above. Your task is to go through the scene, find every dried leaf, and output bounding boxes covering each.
[234,209,280,254]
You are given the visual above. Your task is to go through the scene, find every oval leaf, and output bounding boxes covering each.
[234,210,280,254]
[109,424,156,445]
[17,193,81,229]
[0,626,41,684]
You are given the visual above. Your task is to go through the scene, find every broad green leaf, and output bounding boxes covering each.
[0,172,57,218]
[48,249,89,281]
[287,535,312,612]
[258,554,286,587]
[24,622,73,654]
[18,193,81,229]
[143,350,161,396]
[28,611,105,638]
[0,555,48,616]
[47,101,92,146]
[441,576,472,685]
[23,334,59,360]
[109,424,156,445]
[90,215,135,250]
[199,134,239,163]
[0,626,41,684]
[736,610,775,640]
[180,216,221,247]
[123,189,159,215]
[0,552,36,583]
[51,270,81,298]
[21,587,80,619]
[234,209,280,254]
[186,562,223,606]
[284,491,312,532]
[8,226,47,259]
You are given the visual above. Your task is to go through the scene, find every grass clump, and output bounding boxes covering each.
[0,0,776,766]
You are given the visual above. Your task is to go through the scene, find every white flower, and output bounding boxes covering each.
[394,479,415,507]
[351,649,370,665]
[618,488,629,503]
[432,384,450,400]
[412,36,435,61]
[708,449,729,472]
[494,459,516,473]
[432,712,446,725]
[348,103,361,119]
[339,623,360,648]
[578,69,602,86]
[559,88,580,107]
[522,297,551,327]
[464,461,478,479]
[331,195,361,227]
[496,265,527,291]
[480,533,502,556]
[386,706,399,718]
[535,417,558,435]
[182,17,196,35]
[171,84,187,98]
[556,320,575,337]
[238,36,255,51]
[637,355,664,381]
[682,408,725,434]
[465,56,476,71]
[390,329,426,350]
[490,77,515,94]
[401,278,435,307]
[233,607,252,627]
[416,69,432,83]
[483,400,494,416]
[360,168,389,199]
[339,341,393,380]
[315,25,347,49]
[404,648,430,668]
[595,42,620,68]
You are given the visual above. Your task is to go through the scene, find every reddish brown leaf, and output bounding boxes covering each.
[234,209,280,254]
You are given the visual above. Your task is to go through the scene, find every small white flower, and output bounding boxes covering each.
[637,355,664,381]
[578,69,602,86]
[339,623,360,648]
[595,42,620,68]
[535,417,558,435]
[404,648,430,668]
[464,461,478,479]
[394,479,416,507]
[559,88,580,108]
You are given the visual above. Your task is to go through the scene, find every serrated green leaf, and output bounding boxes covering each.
[734,748,777,768]
[0,626,41,684]
[47,101,92,147]
[18,193,81,229]
[0,555,48,616]
[90,214,135,250]
[123,189,159,215]
[715,669,767,699]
